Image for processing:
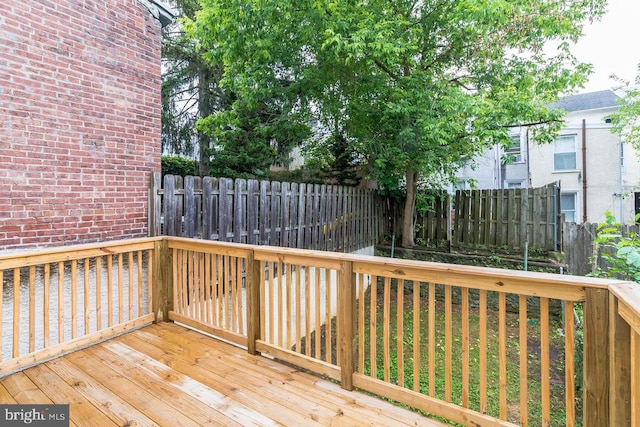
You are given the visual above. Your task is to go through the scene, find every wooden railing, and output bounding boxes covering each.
[159,236,640,426]
[2,236,638,426]
[0,238,158,376]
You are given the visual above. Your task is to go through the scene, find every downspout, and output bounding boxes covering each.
[581,119,587,223]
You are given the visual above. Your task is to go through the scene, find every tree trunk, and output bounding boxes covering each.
[197,68,212,177]
[401,168,418,247]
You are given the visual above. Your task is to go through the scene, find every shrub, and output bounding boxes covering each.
[161,155,199,177]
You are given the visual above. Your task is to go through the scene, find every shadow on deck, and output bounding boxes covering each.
[0,322,445,426]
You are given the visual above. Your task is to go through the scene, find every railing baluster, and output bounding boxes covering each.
[58,262,64,342]
[71,260,78,339]
[43,265,50,348]
[445,284,452,402]
[314,267,321,360]
[499,291,507,419]
[479,289,487,414]
[325,268,331,363]
[383,276,390,383]
[117,254,123,324]
[13,268,20,357]
[428,282,435,396]
[29,266,35,353]
[305,266,311,356]
[565,301,575,427]
[137,251,143,318]
[96,257,102,331]
[107,256,113,327]
[83,258,89,335]
[461,286,469,407]
[295,265,301,353]
[286,263,292,349]
[397,279,404,388]
[370,275,377,379]
[541,297,550,425]
[0,270,3,361]
[128,252,134,321]
[519,294,528,427]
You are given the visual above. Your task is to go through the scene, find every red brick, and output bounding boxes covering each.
[1,0,162,250]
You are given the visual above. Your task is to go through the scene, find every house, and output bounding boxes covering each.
[454,89,640,224]
[0,0,174,250]
[529,90,640,224]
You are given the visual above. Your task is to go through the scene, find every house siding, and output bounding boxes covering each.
[0,0,162,250]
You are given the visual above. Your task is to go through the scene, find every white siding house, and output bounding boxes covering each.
[454,89,640,224]
[528,90,640,224]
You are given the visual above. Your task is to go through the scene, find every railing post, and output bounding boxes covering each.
[338,260,355,391]
[152,239,173,322]
[246,250,261,355]
[583,288,610,425]
[609,295,631,426]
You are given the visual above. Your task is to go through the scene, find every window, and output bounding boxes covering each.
[561,193,577,222]
[506,136,522,163]
[554,135,577,171]
[506,181,522,189]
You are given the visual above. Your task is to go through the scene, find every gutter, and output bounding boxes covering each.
[582,119,588,223]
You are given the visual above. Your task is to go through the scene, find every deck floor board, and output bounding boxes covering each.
[1,322,446,427]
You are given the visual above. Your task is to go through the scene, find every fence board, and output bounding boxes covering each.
[152,174,385,253]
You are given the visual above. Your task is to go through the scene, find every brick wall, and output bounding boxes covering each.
[0,0,162,250]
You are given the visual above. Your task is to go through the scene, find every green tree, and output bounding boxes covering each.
[189,0,604,246]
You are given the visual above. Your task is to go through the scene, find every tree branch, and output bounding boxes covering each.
[373,59,401,81]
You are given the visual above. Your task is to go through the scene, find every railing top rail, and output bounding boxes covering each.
[0,237,161,269]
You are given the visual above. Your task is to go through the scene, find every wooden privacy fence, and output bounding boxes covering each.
[149,172,387,253]
[563,221,640,276]
[413,183,561,252]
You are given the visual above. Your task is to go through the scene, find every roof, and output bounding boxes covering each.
[549,89,620,112]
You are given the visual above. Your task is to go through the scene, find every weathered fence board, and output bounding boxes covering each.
[149,173,386,253]
[412,183,561,252]
[563,222,640,276]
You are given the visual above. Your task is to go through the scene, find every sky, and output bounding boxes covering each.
[572,0,640,93]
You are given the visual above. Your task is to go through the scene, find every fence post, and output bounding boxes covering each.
[246,250,262,355]
[338,260,355,391]
[152,239,173,322]
[609,295,631,426]
[583,288,610,425]
[149,172,161,237]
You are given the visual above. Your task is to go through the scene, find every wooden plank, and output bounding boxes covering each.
[428,282,435,396]
[540,297,550,425]
[1,371,54,403]
[0,315,154,378]
[184,175,196,237]
[397,279,405,388]
[479,289,487,414]
[23,364,119,426]
[69,347,223,426]
[338,260,355,390]
[445,285,452,402]
[46,357,161,426]
[609,296,631,427]
[289,183,299,248]
[564,302,576,427]
[461,286,469,408]
[271,181,281,246]
[234,178,246,244]
[296,183,306,249]
[632,331,640,427]
[259,180,269,245]
[370,274,377,379]
[164,174,177,236]
[29,266,35,353]
[247,179,259,245]
[519,295,528,427]
[85,338,308,427]
[499,292,507,420]
[12,269,19,358]
[383,277,391,383]
[583,288,610,427]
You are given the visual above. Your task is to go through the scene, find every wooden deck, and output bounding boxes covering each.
[0,322,446,426]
